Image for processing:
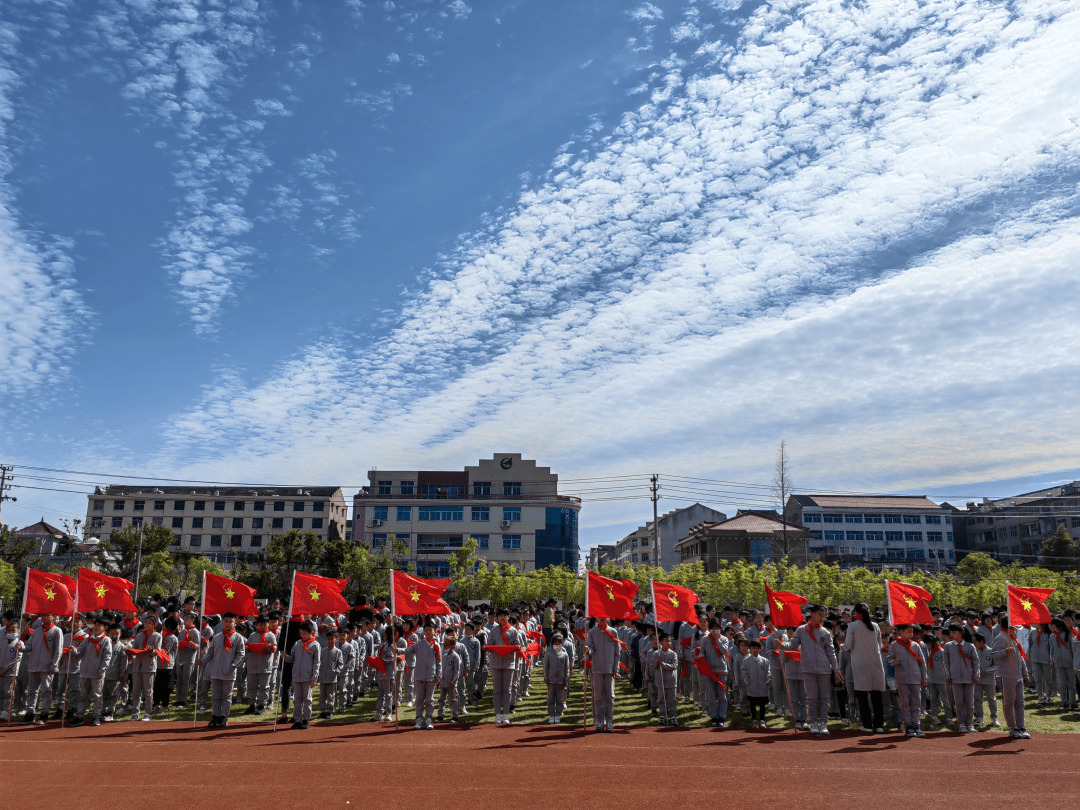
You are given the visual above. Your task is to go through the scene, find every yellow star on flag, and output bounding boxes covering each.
[668,592,680,609]
[1021,599,1033,612]
[774,598,784,612]
[43,585,57,601]
[224,587,236,599]
[904,596,917,610]
[94,582,107,599]
[606,587,615,601]
[409,587,421,602]
[308,585,321,601]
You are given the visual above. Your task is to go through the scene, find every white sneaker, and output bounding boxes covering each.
[0,711,7,720]
[407,701,414,708]
[554,715,561,723]
[819,724,829,735]
[141,714,151,722]
[424,720,434,730]
[460,707,468,715]
[132,712,141,722]
[992,720,1001,727]
[414,720,423,730]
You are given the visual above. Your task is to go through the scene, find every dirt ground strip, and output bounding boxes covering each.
[2,722,1079,810]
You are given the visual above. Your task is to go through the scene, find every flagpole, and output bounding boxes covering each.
[1005,580,1010,627]
[60,577,79,728]
[7,568,30,725]
[194,569,205,730]
[273,569,296,732]
[884,580,894,627]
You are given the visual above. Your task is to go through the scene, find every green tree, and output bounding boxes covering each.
[264,529,326,599]
[0,524,38,586]
[102,523,176,594]
[1040,524,1080,572]
[0,559,17,608]
[955,552,1001,582]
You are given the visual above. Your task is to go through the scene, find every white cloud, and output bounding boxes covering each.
[448,1,472,20]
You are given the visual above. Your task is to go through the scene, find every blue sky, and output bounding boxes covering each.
[2,0,1079,556]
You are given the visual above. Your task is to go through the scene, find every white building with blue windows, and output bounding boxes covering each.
[785,494,956,573]
[352,453,581,576]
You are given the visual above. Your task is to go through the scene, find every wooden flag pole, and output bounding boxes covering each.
[6,568,30,725]
[194,569,206,730]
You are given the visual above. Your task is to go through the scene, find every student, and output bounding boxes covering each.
[174,613,201,707]
[782,606,840,735]
[101,625,128,721]
[70,616,113,727]
[199,612,247,728]
[740,639,771,728]
[0,614,22,721]
[128,615,162,722]
[373,624,400,722]
[20,614,65,725]
[543,630,570,724]
[943,624,980,732]
[437,630,462,722]
[924,634,952,727]
[761,618,788,718]
[153,616,179,714]
[1049,618,1076,710]
[991,617,1030,739]
[587,616,624,733]
[285,620,320,730]
[731,637,750,716]
[973,633,999,728]
[316,629,344,719]
[887,624,927,737]
[488,608,522,726]
[1028,623,1053,704]
[462,623,482,708]
[337,627,355,711]
[404,623,441,730]
[696,617,729,727]
[648,632,680,726]
[245,616,276,715]
[780,626,807,730]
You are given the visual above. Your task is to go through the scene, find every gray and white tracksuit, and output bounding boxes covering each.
[75,633,113,718]
[648,647,680,721]
[1,632,23,715]
[888,640,927,727]
[587,625,622,729]
[695,632,729,722]
[943,640,980,728]
[974,645,997,723]
[782,625,837,726]
[992,633,1028,731]
[404,637,441,724]
[130,630,162,716]
[102,638,128,715]
[318,643,344,716]
[245,631,276,709]
[488,624,522,717]
[284,639,320,722]
[544,646,570,718]
[925,644,952,722]
[437,645,461,719]
[174,626,201,704]
[200,631,246,718]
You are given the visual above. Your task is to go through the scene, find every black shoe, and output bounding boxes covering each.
[68,715,84,727]
[51,709,64,720]
[175,702,187,708]
[207,716,220,728]
[20,710,34,725]
[220,717,229,727]
[244,706,257,715]
[290,721,303,729]
[717,720,725,728]
[254,705,264,714]
[300,720,309,730]
[90,716,102,727]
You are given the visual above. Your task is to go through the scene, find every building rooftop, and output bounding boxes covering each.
[676,511,809,547]
[790,494,944,510]
[93,485,342,498]
[16,519,68,537]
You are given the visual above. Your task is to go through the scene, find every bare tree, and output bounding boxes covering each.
[771,440,800,562]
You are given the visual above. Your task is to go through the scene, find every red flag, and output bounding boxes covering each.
[524,642,542,657]
[886,580,933,625]
[77,568,137,613]
[783,650,801,662]
[291,571,350,615]
[764,580,808,628]
[585,571,639,620]
[246,642,272,655]
[365,655,386,676]
[651,580,701,624]
[203,572,258,616]
[1008,584,1055,625]
[485,645,522,657]
[390,570,451,615]
[24,569,75,615]
[692,656,727,691]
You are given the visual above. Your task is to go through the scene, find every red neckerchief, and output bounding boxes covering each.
[709,633,725,662]
[927,645,939,670]
[260,630,274,648]
[1009,631,1028,661]
[429,638,440,662]
[222,631,233,651]
[956,642,971,665]
[41,623,55,654]
[896,639,921,662]
[1071,627,1080,641]
[601,626,626,648]
[498,624,514,645]
[89,632,106,655]
[301,636,316,654]
[1055,631,1069,649]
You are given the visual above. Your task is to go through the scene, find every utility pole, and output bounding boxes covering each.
[0,465,15,525]
[133,527,145,600]
[650,475,660,570]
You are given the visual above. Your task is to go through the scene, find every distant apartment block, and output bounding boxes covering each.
[353,453,580,576]
[785,494,956,572]
[611,503,728,569]
[85,485,349,568]
[676,510,814,571]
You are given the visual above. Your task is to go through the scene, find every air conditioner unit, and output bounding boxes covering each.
[371,519,383,527]
[500,520,512,528]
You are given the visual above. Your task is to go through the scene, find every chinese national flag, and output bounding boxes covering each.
[764,581,807,628]
[651,580,701,624]
[77,568,137,613]
[203,572,258,616]
[24,568,76,615]
[886,580,933,625]
[585,571,639,620]
[390,570,452,616]
[291,571,351,615]
[1008,584,1055,625]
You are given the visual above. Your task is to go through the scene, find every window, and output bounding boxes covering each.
[824,531,844,543]
[904,531,922,543]
[502,534,521,550]
[93,500,105,511]
[292,518,304,529]
[421,484,438,499]
[171,517,184,529]
[822,513,843,523]
[171,535,181,547]
[273,501,285,512]
[886,531,903,543]
[133,500,145,511]
[253,501,265,511]
[945,515,952,525]
[803,513,821,522]
[445,484,464,498]
[111,517,123,528]
[312,518,324,529]
[153,500,165,510]
[925,514,942,524]
[228,535,241,547]
[90,516,103,528]
[902,515,921,524]
[293,501,305,512]
[863,514,882,523]
[210,535,223,547]
[132,516,143,527]
[207,517,222,528]
[251,535,262,548]
[502,507,521,523]
[1072,518,1080,529]
[114,500,126,510]
[884,514,902,524]
[192,517,204,529]
[251,517,263,529]
[810,547,825,554]
[948,549,955,559]
[234,501,245,511]
[887,549,904,559]
[194,501,205,511]
[927,531,943,542]
[372,534,387,547]
[641,553,649,562]
[377,481,392,495]
[190,535,202,547]
[313,501,324,512]
[400,481,415,496]
[503,482,522,496]
[473,534,489,549]
[910,549,925,559]
[418,506,464,521]
[232,517,243,529]
[631,553,639,563]
[214,501,225,511]
[373,506,389,521]
[152,516,163,526]
[809,530,823,540]
[174,500,186,510]
[397,506,412,521]
[397,533,410,544]
[844,514,863,524]
[473,481,491,497]
[272,517,283,529]
[866,531,884,542]
[947,533,953,544]
[472,507,489,522]
[846,531,864,543]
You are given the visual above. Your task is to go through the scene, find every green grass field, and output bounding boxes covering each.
[114,665,1080,734]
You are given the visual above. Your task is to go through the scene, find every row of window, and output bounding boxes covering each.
[370,533,521,550]
[372,506,522,522]
[809,546,956,560]
[171,534,266,548]
[92,516,325,530]
[376,481,523,497]
[803,512,949,525]
[812,530,952,543]
[93,499,326,513]
[627,553,650,563]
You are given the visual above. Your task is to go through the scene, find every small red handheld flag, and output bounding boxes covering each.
[651,580,701,624]
[203,572,259,616]
[1008,584,1055,625]
[77,568,137,613]
[291,571,351,615]
[783,650,801,662]
[885,580,933,625]
[24,569,76,616]
[365,655,386,676]
[390,570,452,616]
[692,656,727,691]
[764,580,808,628]
[585,571,639,620]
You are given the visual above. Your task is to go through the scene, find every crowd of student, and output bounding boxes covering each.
[2,596,1078,739]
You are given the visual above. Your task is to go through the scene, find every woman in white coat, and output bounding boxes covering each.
[841,602,887,732]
